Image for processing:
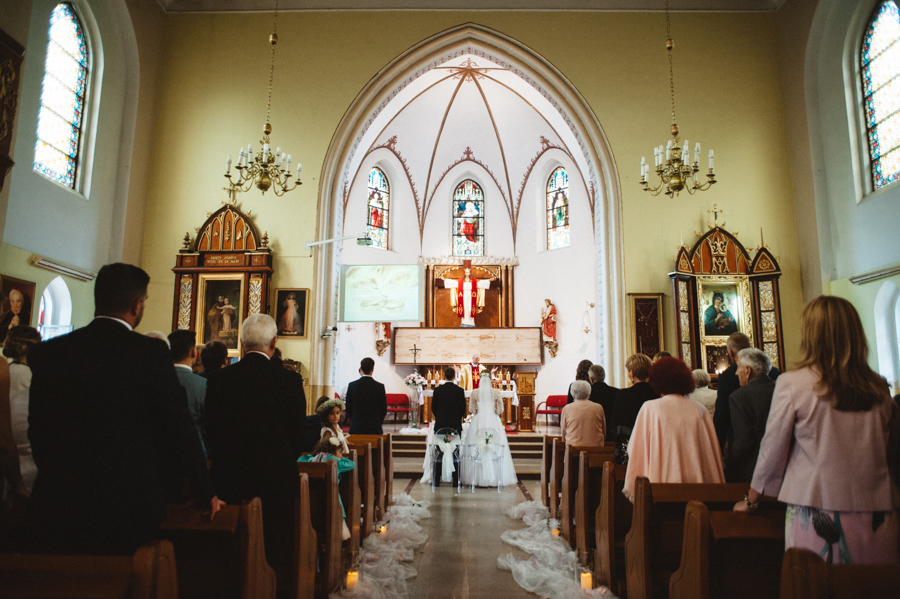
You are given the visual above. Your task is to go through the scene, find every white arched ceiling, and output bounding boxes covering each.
[341,54,593,248]
[312,23,625,395]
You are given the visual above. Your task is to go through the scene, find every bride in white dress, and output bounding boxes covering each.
[461,380,518,487]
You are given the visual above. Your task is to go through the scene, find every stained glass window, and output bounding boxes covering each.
[546,167,570,249]
[862,1,900,189]
[452,180,484,256]
[367,167,390,249]
[33,4,89,189]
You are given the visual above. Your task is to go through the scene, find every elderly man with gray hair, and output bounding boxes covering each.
[205,313,306,570]
[724,347,776,483]
[559,379,607,447]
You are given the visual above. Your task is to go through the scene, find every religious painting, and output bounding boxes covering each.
[366,167,390,249]
[452,179,484,256]
[628,293,664,358]
[0,275,36,344]
[274,288,309,338]
[698,281,742,337]
[196,274,244,354]
[546,167,570,249]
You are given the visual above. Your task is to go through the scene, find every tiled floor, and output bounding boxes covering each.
[402,477,542,599]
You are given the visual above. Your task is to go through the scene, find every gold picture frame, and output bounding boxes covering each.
[273,288,310,338]
[697,275,754,368]
[196,273,245,357]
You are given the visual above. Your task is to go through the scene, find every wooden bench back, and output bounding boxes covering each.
[347,441,376,538]
[346,434,392,510]
[296,460,343,599]
[291,473,317,599]
[0,540,178,599]
[780,547,900,599]
[575,452,615,564]
[561,444,615,543]
[339,449,361,562]
[594,461,630,596]
[548,438,568,517]
[669,500,785,599]
[624,477,756,599]
[540,435,561,507]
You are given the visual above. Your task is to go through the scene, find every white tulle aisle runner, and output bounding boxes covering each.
[498,501,617,599]
[329,493,432,599]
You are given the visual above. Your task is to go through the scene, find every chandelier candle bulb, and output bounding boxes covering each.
[297,163,302,175]
[709,149,715,171]
[226,155,232,174]
[641,156,646,177]
[695,142,701,165]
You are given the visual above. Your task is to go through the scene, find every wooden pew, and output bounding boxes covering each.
[575,452,614,564]
[669,500,785,599]
[594,461,631,597]
[0,539,177,599]
[540,435,561,508]
[346,440,376,538]
[346,434,387,520]
[339,449,361,563]
[347,433,391,512]
[161,497,275,599]
[296,460,343,599]
[560,444,615,543]
[548,438,567,518]
[290,473,318,599]
[780,547,900,599]
[624,478,765,599]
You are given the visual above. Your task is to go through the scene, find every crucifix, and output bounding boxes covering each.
[409,344,422,371]
[707,203,726,229]
[438,259,500,327]
[408,344,422,427]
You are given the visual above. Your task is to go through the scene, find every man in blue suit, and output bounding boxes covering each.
[169,330,208,455]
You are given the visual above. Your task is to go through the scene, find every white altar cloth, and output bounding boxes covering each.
[421,383,519,406]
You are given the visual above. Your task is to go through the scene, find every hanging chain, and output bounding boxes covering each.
[265,0,279,128]
[666,0,677,127]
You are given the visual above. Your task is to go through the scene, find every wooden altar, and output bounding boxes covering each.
[669,221,786,373]
[171,202,273,356]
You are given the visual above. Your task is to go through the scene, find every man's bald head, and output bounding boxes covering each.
[472,354,480,364]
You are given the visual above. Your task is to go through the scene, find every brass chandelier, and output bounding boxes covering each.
[225,0,301,197]
[641,0,716,197]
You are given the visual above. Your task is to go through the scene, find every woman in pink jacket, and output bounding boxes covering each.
[737,296,899,565]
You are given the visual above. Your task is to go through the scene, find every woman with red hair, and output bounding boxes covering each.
[623,357,725,501]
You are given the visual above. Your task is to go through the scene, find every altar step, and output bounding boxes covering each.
[391,432,546,480]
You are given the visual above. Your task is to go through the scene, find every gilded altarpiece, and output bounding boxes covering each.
[172,203,273,357]
[670,226,785,374]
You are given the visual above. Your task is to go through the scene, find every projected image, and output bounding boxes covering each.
[341,264,424,322]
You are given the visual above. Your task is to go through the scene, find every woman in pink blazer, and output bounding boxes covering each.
[737,296,900,565]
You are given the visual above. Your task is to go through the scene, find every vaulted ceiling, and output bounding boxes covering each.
[156,0,786,13]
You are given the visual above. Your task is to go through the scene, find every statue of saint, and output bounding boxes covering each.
[440,261,492,327]
[541,299,557,342]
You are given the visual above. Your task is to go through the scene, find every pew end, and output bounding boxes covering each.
[780,547,900,599]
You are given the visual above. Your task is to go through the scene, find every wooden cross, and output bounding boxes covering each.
[408,344,422,370]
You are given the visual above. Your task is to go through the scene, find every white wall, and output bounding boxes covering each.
[336,146,601,402]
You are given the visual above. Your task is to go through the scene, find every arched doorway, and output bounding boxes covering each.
[309,23,625,399]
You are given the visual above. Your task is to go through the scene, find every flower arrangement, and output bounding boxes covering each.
[463,414,472,424]
[405,372,427,388]
[484,432,494,446]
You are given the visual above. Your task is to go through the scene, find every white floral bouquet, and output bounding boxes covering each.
[463,414,473,424]
[405,372,427,388]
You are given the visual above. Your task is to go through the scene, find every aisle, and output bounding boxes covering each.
[403,479,541,599]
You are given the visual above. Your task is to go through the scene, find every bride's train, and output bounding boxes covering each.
[499,500,617,598]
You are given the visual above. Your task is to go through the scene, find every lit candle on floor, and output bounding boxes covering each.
[552,528,560,536]
[378,524,386,533]
[347,570,359,589]
[580,571,593,589]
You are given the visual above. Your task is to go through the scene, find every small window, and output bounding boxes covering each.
[861,1,900,190]
[452,180,484,257]
[366,167,390,249]
[33,3,90,189]
[546,167,570,249]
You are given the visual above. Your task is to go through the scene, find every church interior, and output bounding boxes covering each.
[1,0,900,597]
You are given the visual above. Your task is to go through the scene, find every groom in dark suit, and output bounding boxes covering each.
[430,367,466,486]
[345,357,388,434]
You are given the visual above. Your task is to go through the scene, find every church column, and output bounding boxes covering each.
[425,264,434,327]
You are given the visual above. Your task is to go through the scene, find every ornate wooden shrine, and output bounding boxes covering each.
[670,216,785,374]
[171,202,273,356]
[422,257,516,327]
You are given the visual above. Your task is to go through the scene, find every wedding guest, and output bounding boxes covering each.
[0,355,28,506]
[318,398,349,455]
[588,364,618,418]
[168,330,207,455]
[4,326,41,495]
[28,263,219,555]
[713,333,751,449]
[610,353,658,432]
[205,313,305,568]
[688,369,717,416]
[624,357,724,501]
[652,351,672,363]
[199,341,228,378]
[560,380,606,447]
[737,296,900,565]
[144,330,171,349]
[298,437,355,540]
[345,357,387,434]
[305,396,330,452]
[566,359,593,404]
[724,348,775,483]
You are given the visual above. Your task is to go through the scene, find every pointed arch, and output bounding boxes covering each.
[310,23,625,396]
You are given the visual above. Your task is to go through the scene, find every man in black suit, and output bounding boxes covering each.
[28,263,220,555]
[724,348,776,483]
[205,313,306,569]
[430,367,467,486]
[345,357,388,435]
[587,364,618,418]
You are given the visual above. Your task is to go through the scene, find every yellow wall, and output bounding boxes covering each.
[137,10,804,376]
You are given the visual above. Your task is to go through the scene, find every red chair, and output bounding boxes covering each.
[385,393,410,422]
[535,394,567,427]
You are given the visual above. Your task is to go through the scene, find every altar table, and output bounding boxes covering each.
[420,385,519,425]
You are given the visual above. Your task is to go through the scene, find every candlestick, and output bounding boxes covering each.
[226,155,232,175]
